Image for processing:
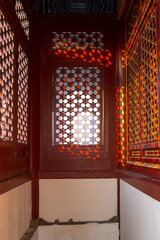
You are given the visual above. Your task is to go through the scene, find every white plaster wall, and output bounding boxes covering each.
[40,179,117,222]
[31,229,39,240]
[0,181,31,240]
[38,223,119,240]
[120,180,160,240]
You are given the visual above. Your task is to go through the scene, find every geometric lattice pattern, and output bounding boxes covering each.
[119,86,126,164]
[128,44,140,145]
[0,10,14,141]
[127,0,139,40]
[140,10,159,142]
[116,85,126,167]
[15,0,29,39]
[52,32,104,50]
[126,2,160,174]
[17,45,28,144]
[53,66,103,145]
[40,0,115,13]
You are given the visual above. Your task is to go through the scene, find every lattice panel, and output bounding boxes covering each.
[140,10,159,142]
[53,66,103,145]
[119,87,126,164]
[128,44,140,145]
[52,32,104,50]
[0,10,14,141]
[17,45,28,144]
[127,0,139,40]
[15,0,29,39]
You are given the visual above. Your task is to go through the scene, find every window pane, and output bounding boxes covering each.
[52,66,104,146]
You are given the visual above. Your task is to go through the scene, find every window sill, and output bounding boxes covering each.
[119,170,160,202]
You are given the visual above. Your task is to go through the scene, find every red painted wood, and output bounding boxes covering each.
[0,173,31,195]
[117,177,120,237]
[119,170,160,202]
[39,14,117,177]
[39,170,118,179]
[0,0,31,188]
[30,10,40,219]
[126,1,160,178]
[41,160,111,171]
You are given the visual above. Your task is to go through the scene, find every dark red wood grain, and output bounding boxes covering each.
[39,170,118,179]
[0,173,31,195]
[30,10,40,219]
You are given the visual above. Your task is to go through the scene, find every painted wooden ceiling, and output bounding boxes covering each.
[31,0,116,13]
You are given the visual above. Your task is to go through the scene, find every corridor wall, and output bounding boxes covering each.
[120,180,160,240]
[0,182,31,240]
[39,179,117,222]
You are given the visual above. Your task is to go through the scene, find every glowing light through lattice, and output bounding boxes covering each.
[125,2,160,173]
[117,86,126,167]
[54,47,112,67]
[0,10,14,141]
[52,32,104,50]
[15,0,29,39]
[52,31,112,67]
[53,66,103,146]
[140,10,159,142]
[116,87,120,165]
[128,43,140,145]
[58,144,100,160]
[17,45,28,144]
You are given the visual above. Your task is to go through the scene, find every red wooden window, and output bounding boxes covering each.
[140,10,158,143]
[15,0,29,39]
[0,1,30,182]
[40,15,116,175]
[0,10,14,141]
[52,66,104,146]
[128,42,140,145]
[119,0,160,178]
[17,45,29,144]
[127,0,140,40]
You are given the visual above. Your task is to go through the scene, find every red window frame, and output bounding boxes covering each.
[39,14,117,177]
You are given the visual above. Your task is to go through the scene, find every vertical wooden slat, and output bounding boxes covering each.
[30,11,40,219]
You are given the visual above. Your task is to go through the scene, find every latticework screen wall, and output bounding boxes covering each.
[125,0,160,174]
[52,32,104,50]
[0,10,14,141]
[128,43,140,145]
[140,10,158,143]
[17,45,28,144]
[15,0,29,39]
[127,0,140,40]
[116,85,126,167]
[52,66,104,146]
[0,1,30,182]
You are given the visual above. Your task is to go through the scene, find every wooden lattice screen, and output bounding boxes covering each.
[17,45,29,144]
[0,10,14,141]
[0,0,30,182]
[52,66,104,146]
[52,32,104,50]
[123,0,160,177]
[15,0,30,39]
[127,0,140,40]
